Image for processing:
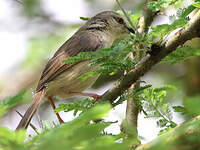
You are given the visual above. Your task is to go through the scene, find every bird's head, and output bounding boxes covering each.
[85,11,134,36]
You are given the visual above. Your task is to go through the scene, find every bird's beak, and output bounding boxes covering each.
[124,23,135,34]
[127,27,135,34]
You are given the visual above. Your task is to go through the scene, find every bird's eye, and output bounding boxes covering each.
[115,17,124,24]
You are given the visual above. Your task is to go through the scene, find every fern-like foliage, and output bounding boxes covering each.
[147,4,194,44]
[147,0,181,12]
[55,98,95,116]
[193,1,200,8]
[64,38,141,80]
[162,46,200,64]
[0,103,137,150]
[0,90,26,117]
[127,85,178,133]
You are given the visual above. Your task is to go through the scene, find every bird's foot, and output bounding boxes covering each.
[68,92,101,102]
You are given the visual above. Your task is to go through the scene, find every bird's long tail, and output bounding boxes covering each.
[16,88,47,130]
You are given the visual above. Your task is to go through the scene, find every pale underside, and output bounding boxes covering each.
[46,61,100,98]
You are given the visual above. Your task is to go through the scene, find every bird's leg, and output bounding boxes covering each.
[47,96,64,124]
[68,92,101,101]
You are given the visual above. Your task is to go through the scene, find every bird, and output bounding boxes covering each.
[16,11,134,130]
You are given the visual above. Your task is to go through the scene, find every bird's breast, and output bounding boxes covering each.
[97,31,115,48]
[46,61,100,99]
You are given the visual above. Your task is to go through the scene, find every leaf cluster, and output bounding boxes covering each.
[65,39,140,80]
[55,98,95,116]
[147,2,199,64]
[0,103,137,150]
[128,85,177,132]
[193,1,200,8]
[147,0,181,12]
[147,6,193,44]
[162,46,200,64]
[173,96,200,119]
[114,84,178,134]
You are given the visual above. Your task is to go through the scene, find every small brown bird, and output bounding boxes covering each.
[16,11,134,130]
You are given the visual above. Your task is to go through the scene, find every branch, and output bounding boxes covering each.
[125,83,140,128]
[141,0,159,33]
[122,0,158,139]
[136,115,200,150]
[101,9,200,103]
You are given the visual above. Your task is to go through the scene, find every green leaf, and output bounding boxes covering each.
[173,106,186,113]
[162,46,200,64]
[0,90,26,117]
[177,5,196,18]
[55,98,94,116]
[32,103,137,150]
[154,85,177,92]
[130,13,142,26]
[157,119,168,127]
[80,16,90,21]
[65,40,136,80]
[0,127,26,149]
[133,85,177,129]
[148,17,189,42]
[147,4,193,44]
[147,0,180,12]
[162,103,170,114]
[192,1,200,8]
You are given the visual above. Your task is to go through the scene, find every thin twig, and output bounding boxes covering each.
[141,0,159,33]
[15,110,39,135]
[13,0,23,5]
[36,110,44,130]
[116,0,138,34]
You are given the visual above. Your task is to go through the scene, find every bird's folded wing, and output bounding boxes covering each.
[36,31,102,92]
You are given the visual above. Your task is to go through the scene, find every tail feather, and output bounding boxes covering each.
[16,89,46,130]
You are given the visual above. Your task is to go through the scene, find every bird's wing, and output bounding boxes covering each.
[36,31,102,92]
